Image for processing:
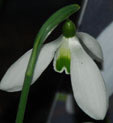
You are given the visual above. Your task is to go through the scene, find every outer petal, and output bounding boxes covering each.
[69,39,108,120]
[77,32,103,62]
[0,37,62,92]
[97,22,113,97]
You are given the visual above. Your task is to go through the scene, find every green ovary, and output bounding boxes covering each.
[54,45,71,74]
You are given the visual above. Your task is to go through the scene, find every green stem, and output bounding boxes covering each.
[15,4,80,123]
[15,76,32,123]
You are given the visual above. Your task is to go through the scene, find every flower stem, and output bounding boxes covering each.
[15,76,32,123]
[15,4,80,123]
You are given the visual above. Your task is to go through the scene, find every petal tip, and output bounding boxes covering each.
[84,92,108,120]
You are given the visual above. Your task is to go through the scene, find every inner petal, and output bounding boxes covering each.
[53,40,71,74]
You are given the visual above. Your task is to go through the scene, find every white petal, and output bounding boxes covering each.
[97,22,113,97]
[77,32,103,62]
[70,41,108,120]
[0,37,62,92]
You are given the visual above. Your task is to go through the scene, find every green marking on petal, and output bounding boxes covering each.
[53,39,71,74]
[55,55,70,74]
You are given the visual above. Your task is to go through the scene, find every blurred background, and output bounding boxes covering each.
[0,0,113,123]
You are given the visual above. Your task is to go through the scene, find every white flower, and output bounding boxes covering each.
[0,21,108,120]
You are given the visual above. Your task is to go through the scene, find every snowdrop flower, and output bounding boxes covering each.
[0,20,108,120]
